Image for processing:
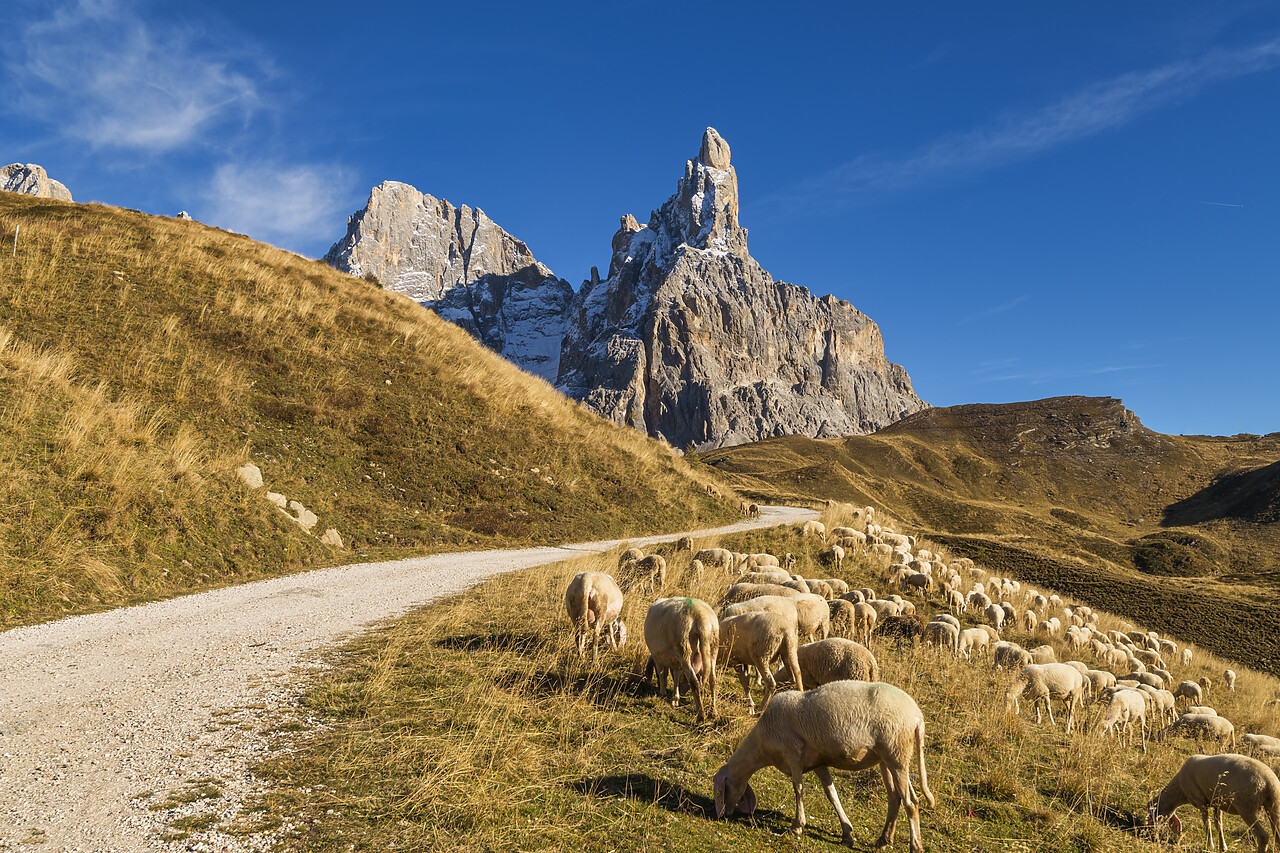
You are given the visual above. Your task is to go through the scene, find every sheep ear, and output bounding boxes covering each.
[740,783,757,815]
[713,770,726,818]
[1169,813,1182,836]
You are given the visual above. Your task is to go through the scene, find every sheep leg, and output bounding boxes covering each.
[1213,807,1226,853]
[1065,695,1076,734]
[813,766,854,847]
[788,770,808,837]
[875,762,899,849]
[1044,695,1057,727]
[734,666,756,715]
[680,660,705,721]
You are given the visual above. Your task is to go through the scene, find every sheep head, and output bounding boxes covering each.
[713,767,757,818]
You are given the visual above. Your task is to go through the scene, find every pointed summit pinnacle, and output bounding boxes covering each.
[699,127,732,169]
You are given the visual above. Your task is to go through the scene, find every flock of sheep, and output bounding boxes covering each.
[563,504,1280,852]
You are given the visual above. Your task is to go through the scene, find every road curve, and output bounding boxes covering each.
[0,505,816,851]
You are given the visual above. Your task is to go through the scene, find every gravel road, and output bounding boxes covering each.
[0,505,816,851]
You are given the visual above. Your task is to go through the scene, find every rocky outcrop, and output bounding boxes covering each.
[327,129,925,445]
[323,181,573,380]
[556,128,926,448]
[1,163,72,201]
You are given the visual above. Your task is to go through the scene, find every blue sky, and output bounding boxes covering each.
[3,1,1278,437]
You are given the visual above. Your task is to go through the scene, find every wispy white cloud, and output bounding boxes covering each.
[972,362,1163,385]
[201,162,355,249]
[755,36,1280,215]
[959,294,1029,325]
[4,0,266,152]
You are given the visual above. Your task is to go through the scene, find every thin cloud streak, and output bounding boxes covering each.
[753,36,1280,216]
[973,363,1164,385]
[201,162,356,250]
[1195,201,1245,207]
[959,294,1029,325]
[4,0,267,153]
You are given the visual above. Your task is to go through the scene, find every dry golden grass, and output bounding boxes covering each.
[239,506,1280,852]
[0,195,736,625]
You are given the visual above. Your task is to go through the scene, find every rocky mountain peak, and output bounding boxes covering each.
[648,126,744,256]
[1,163,73,202]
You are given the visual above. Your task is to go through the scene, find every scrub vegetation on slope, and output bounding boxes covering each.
[0,195,734,627]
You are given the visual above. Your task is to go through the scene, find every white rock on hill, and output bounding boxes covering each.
[1,163,73,201]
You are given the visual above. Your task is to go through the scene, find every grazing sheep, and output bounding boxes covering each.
[1242,734,1280,757]
[800,520,826,542]
[644,597,719,722]
[1029,644,1057,665]
[784,638,880,687]
[781,577,812,595]
[1084,669,1118,694]
[721,595,799,624]
[922,620,960,656]
[1174,680,1205,706]
[712,681,935,853]
[747,503,761,518]
[564,571,627,662]
[1201,676,1214,698]
[624,554,666,593]
[806,579,836,600]
[675,535,693,552]
[827,599,857,640]
[824,545,845,571]
[930,613,961,630]
[618,547,645,568]
[819,578,849,596]
[694,547,735,575]
[1226,669,1238,691]
[983,602,1006,632]
[783,553,797,572]
[791,594,833,642]
[719,610,803,715]
[719,583,804,608]
[740,570,792,586]
[1098,688,1148,751]
[993,641,1032,671]
[874,614,925,646]
[902,572,933,596]
[1185,706,1218,717]
[1018,609,1037,632]
[866,598,902,620]
[1005,663,1085,732]
[1151,689,1178,727]
[1182,648,1193,667]
[738,553,781,573]
[852,601,877,645]
[958,627,992,660]
[1161,714,1237,750]
[1148,753,1280,853]
[688,559,705,575]
[869,543,894,559]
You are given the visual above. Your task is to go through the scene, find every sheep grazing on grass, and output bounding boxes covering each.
[1242,734,1280,758]
[564,571,627,662]
[1148,753,1280,853]
[957,627,992,660]
[693,547,735,575]
[1182,647,1194,667]
[1029,644,1057,665]
[826,599,857,640]
[675,535,694,552]
[873,614,925,647]
[719,610,802,715]
[644,597,718,722]
[819,577,849,596]
[1226,669,1238,691]
[1005,663,1085,733]
[824,545,845,571]
[1174,680,1205,706]
[618,547,644,569]
[713,681,935,853]
[993,641,1032,671]
[782,638,880,688]
[747,503,761,518]
[1161,714,1236,751]
[719,583,803,608]
[739,570,792,586]
[1097,688,1147,752]
[623,554,666,593]
[800,520,826,542]
[852,601,877,645]
[922,620,959,656]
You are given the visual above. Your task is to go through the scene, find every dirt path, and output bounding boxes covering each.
[0,506,816,851]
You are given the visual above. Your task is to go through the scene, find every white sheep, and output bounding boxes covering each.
[712,681,935,853]
[719,582,804,608]
[1148,753,1280,853]
[739,570,792,586]
[784,638,880,687]
[824,545,845,570]
[693,547,735,575]
[1226,669,1238,691]
[993,641,1032,671]
[1185,706,1218,717]
[618,547,644,568]
[719,610,803,715]
[624,554,666,593]
[922,620,960,656]
[1161,714,1236,751]
[1242,733,1280,758]
[1005,663,1085,732]
[1098,687,1147,751]
[800,520,826,541]
[852,601,877,645]
[1173,680,1204,706]
[983,602,1006,632]
[644,597,718,722]
[1182,647,1194,667]
[819,577,849,596]
[1084,669,1117,694]
[958,627,992,660]
[565,571,626,662]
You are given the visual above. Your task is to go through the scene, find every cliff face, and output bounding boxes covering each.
[327,129,926,444]
[1,163,72,201]
[556,128,925,448]
[324,181,573,381]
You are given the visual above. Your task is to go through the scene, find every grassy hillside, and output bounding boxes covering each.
[0,194,735,626]
[153,507,1280,851]
[702,397,1280,673]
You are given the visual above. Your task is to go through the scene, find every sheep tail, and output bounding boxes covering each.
[915,718,936,808]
